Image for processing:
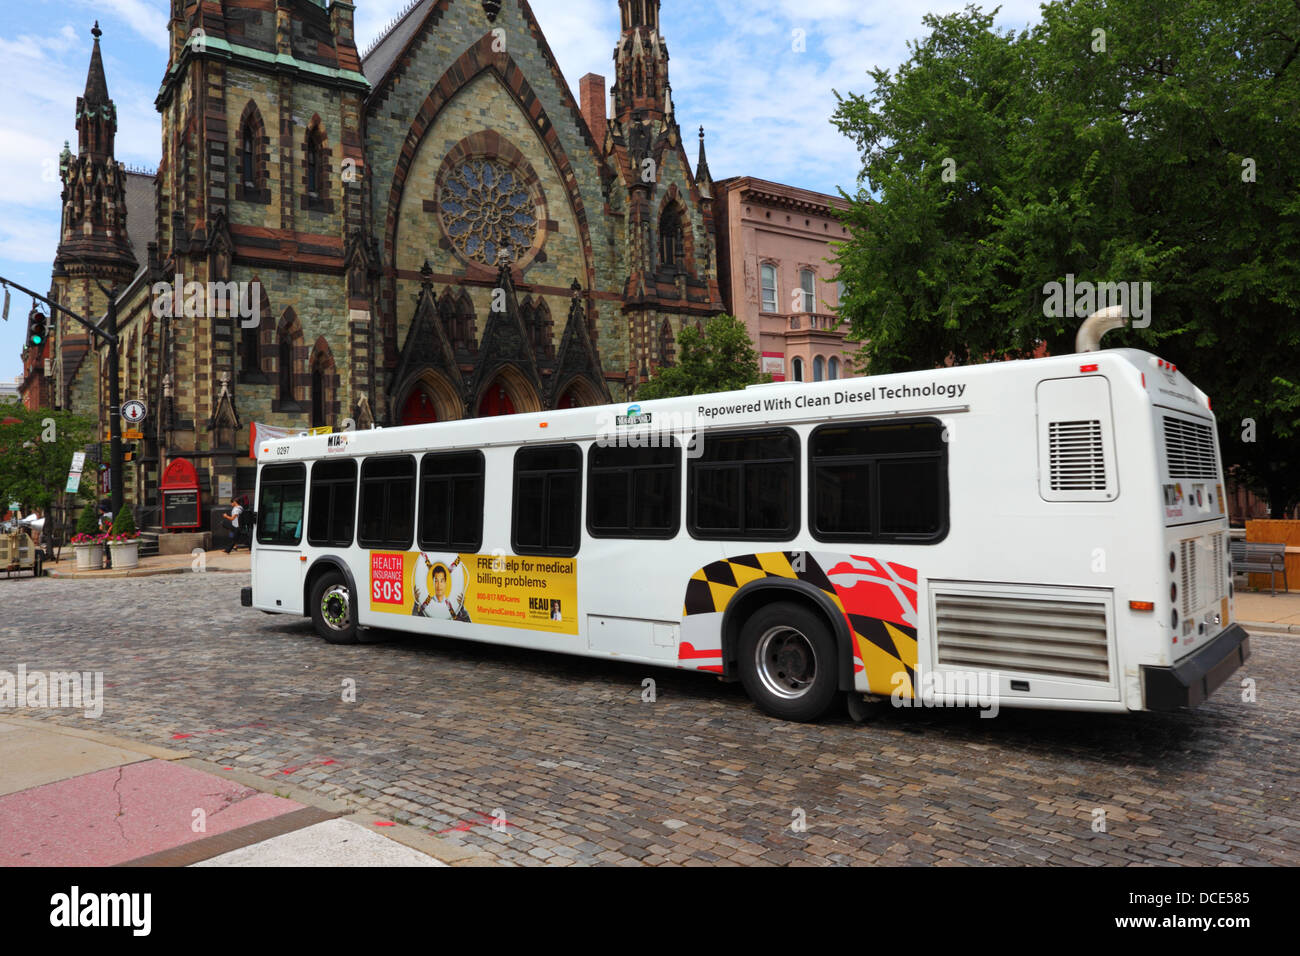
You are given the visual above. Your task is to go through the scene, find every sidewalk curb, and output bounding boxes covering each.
[0,715,494,866]
[177,758,492,866]
[0,714,194,761]
[1240,620,1300,635]
[45,565,248,580]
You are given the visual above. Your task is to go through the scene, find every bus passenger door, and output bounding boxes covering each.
[253,463,307,613]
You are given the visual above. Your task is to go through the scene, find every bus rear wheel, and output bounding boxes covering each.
[738,602,838,722]
[310,571,357,645]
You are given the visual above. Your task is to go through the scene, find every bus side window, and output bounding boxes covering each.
[513,444,582,557]
[809,418,947,543]
[358,456,416,550]
[587,440,679,539]
[419,451,484,552]
[688,429,798,540]
[257,463,306,547]
[307,458,358,548]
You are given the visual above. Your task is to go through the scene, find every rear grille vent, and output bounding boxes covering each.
[1164,417,1217,479]
[934,593,1110,682]
[1180,538,1198,616]
[1048,420,1106,491]
[1212,532,1227,600]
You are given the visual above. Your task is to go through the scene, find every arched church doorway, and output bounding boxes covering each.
[478,380,517,417]
[401,388,439,425]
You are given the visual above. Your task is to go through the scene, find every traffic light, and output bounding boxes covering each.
[27,310,49,349]
[122,443,136,463]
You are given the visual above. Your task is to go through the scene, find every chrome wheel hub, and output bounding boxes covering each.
[755,625,817,700]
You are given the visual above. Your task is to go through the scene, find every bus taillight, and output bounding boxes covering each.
[1129,601,1154,612]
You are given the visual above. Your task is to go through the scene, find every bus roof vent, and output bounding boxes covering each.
[934,591,1111,682]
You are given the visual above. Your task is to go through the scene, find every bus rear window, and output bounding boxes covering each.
[257,463,306,546]
[419,451,484,552]
[810,419,947,543]
[307,458,357,548]
[688,429,798,540]
[513,444,582,556]
[358,456,416,550]
[588,442,679,538]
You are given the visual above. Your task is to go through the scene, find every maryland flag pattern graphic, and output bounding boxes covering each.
[681,552,919,697]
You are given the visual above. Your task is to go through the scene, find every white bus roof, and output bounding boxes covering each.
[256,347,1210,463]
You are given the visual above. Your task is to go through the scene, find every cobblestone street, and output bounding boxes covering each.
[2,573,1296,866]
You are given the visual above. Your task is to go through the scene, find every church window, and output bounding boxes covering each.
[659,204,684,270]
[304,123,329,210]
[278,339,293,402]
[439,158,538,266]
[236,102,268,203]
[657,318,674,365]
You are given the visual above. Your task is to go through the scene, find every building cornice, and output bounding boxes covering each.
[715,176,855,216]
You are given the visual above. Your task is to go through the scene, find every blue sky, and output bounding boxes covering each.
[0,0,1045,383]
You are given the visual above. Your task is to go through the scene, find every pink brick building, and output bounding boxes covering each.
[714,177,858,382]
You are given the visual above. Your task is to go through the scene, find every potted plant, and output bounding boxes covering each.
[107,507,140,570]
[71,504,104,571]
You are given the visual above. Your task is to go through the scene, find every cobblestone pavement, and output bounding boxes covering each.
[2,573,1296,866]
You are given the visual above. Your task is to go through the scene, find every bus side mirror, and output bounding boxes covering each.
[246,509,258,528]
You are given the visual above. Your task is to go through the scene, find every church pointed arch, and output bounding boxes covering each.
[547,279,611,409]
[476,363,542,417]
[308,336,341,429]
[389,264,465,423]
[465,261,544,412]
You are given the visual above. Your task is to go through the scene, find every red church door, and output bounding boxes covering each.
[400,389,438,425]
[478,382,516,417]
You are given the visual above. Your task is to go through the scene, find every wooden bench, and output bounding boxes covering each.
[1229,540,1289,595]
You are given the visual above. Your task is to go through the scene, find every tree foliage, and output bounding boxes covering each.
[637,313,769,400]
[0,406,97,513]
[832,0,1300,514]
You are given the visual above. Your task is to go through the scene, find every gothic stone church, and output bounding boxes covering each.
[42,0,721,510]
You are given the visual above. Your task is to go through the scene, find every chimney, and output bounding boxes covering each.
[580,73,607,147]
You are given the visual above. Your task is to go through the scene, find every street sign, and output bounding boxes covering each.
[122,399,147,424]
[123,428,144,440]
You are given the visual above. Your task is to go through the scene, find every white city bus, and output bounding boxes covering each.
[242,330,1250,721]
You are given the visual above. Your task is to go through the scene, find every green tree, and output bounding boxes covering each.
[0,407,97,513]
[637,313,769,400]
[832,0,1300,515]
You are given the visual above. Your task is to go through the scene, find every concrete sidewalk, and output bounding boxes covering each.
[0,715,490,867]
[43,549,250,579]
[1236,588,1300,633]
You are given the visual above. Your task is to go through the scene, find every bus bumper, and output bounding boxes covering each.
[1141,623,1250,711]
[241,586,252,608]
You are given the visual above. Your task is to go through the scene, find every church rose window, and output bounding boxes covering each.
[439,159,538,265]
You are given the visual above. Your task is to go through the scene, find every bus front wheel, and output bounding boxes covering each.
[310,571,358,645]
[738,602,838,722]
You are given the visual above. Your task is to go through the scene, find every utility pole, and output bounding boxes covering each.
[105,290,123,518]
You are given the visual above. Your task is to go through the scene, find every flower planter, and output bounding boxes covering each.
[109,540,139,570]
[74,543,104,570]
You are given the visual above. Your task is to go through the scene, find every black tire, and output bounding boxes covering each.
[310,570,358,644]
[737,601,839,722]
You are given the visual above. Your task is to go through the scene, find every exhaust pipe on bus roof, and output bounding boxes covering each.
[1075,305,1129,353]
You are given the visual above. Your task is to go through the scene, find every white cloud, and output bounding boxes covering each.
[69,0,169,50]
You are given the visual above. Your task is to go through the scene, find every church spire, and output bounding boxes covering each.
[76,21,117,159]
[696,125,713,196]
[83,21,109,105]
[57,22,135,279]
[612,0,669,127]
